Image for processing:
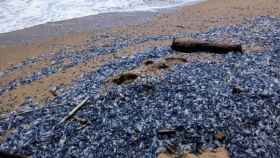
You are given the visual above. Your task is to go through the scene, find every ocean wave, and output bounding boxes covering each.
[0,0,201,33]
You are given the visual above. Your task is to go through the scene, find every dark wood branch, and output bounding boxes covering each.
[0,151,27,158]
[171,38,243,54]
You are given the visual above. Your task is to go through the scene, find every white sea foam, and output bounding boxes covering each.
[0,0,201,33]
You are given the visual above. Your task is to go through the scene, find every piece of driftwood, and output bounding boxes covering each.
[157,128,177,135]
[49,86,58,97]
[58,97,89,125]
[49,90,58,97]
[171,38,243,53]
[165,143,178,154]
[232,85,249,94]
[112,73,138,85]
[0,151,26,158]
[143,60,155,65]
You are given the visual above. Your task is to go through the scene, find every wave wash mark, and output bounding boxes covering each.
[0,0,202,33]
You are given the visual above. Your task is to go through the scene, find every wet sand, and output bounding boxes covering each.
[0,0,280,113]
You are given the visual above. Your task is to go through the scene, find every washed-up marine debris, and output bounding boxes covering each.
[0,16,280,158]
[171,38,243,53]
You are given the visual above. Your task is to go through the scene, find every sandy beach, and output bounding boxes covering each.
[1,0,279,113]
[1,0,280,157]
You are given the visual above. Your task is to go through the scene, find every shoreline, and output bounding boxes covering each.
[0,11,157,45]
[1,0,279,69]
[0,0,206,46]
[0,0,204,36]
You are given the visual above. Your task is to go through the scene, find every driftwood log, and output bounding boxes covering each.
[0,151,26,158]
[171,38,243,53]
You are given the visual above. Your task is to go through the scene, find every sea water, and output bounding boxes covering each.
[0,0,201,33]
